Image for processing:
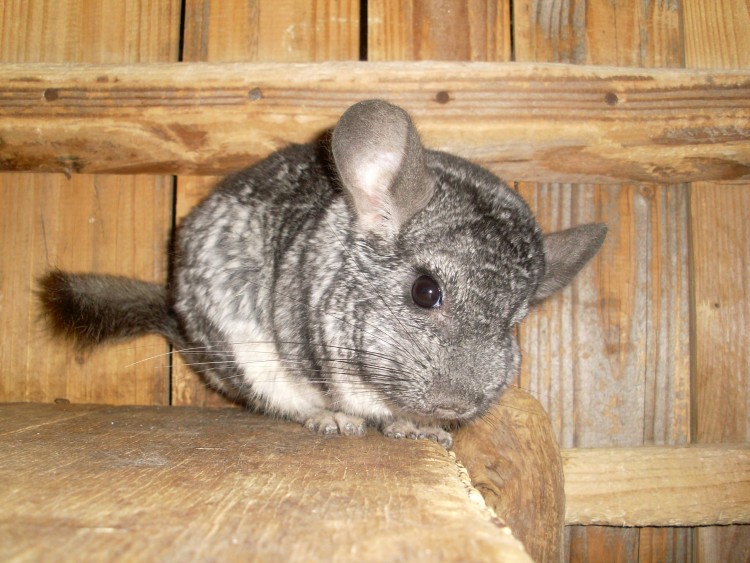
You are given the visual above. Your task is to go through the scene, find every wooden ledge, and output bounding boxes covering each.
[563,444,750,527]
[1,61,748,183]
[0,402,530,562]
[2,401,749,561]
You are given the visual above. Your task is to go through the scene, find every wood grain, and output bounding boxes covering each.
[0,402,531,562]
[518,183,691,449]
[0,62,747,183]
[183,0,359,63]
[454,387,565,563]
[0,1,179,405]
[684,0,750,560]
[513,0,682,67]
[172,0,360,407]
[689,181,750,561]
[0,173,172,405]
[563,445,750,526]
[368,0,511,61]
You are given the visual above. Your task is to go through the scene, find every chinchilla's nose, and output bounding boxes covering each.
[433,405,477,420]
[428,398,478,420]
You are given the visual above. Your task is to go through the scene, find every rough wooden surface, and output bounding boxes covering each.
[563,445,750,526]
[0,62,747,183]
[454,387,565,563]
[368,0,512,62]
[0,402,530,562]
[0,0,177,405]
[686,2,750,559]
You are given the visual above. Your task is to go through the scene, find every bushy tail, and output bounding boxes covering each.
[38,270,183,349]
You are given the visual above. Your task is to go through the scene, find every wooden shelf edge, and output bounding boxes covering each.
[1,61,748,183]
[562,444,750,527]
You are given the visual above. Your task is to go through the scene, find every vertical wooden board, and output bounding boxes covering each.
[0,1,180,405]
[513,0,682,66]
[684,0,750,560]
[0,0,180,63]
[173,0,360,406]
[0,174,172,404]
[683,0,750,70]
[637,528,691,562]
[368,0,511,61]
[512,1,689,560]
[689,182,750,561]
[567,526,639,562]
[183,0,360,62]
[690,185,750,441]
[517,184,690,445]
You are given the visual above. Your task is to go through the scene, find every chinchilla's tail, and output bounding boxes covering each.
[38,270,183,349]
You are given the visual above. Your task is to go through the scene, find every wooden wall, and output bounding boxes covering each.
[1,1,747,561]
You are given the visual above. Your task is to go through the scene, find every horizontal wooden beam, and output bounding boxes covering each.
[562,445,750,526]
[1,62,748,183]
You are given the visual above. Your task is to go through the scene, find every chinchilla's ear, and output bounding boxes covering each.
[533,223,608,303]
[331,99,435,233]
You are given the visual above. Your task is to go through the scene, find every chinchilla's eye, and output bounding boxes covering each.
[411,274,442,308]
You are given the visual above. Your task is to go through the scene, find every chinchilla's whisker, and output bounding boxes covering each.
[174,340,417,371]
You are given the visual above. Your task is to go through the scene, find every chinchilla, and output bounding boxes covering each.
[39,99,606,448]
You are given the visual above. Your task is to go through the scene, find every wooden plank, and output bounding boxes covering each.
[684,0,750,560]
[172,0,360,407]
[0,173,172,405]
[454,387,565,563]
[562,445,750,526]
[0,1,180,63]
[517,183,691,447]
[690,184,750,443]
[0,1,179,405]
[368,0,511,61]
[689,181,750,562]
[0,402,530,562]
[512,1,692,560]
[183,0,360,62]
[513,0,682,67]
[0,62,747,183]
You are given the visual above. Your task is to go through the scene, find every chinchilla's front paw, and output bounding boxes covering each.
[382,420,453,449]
[303,410,366,436]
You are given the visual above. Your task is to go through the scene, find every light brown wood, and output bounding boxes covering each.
[0,62,748,183]
[563,445,750,526]
[684,0,750,560]
[689,181,750,560]
[518,183,691,448]
[0,173,172,404]
[513,0,682,67]
[368,0,511,61]
[454,387,565,563]
[183,0,359,63]
[0,1,179,405]
[0,402,531,562]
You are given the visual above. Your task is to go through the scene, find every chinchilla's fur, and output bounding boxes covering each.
[39,100,606,448]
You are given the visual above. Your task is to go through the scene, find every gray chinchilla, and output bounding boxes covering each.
[39,100,606,448]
